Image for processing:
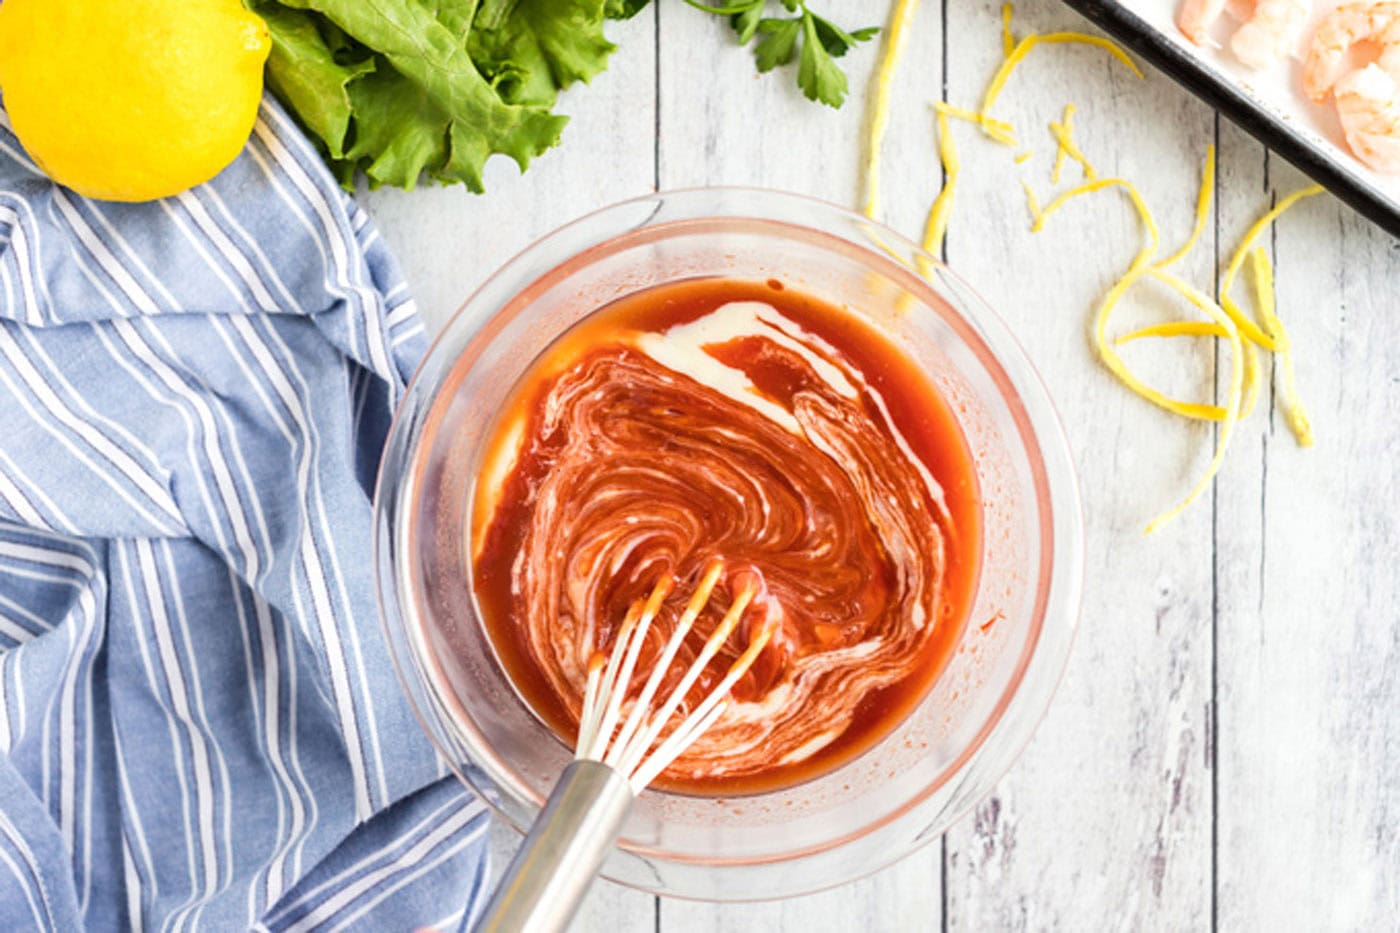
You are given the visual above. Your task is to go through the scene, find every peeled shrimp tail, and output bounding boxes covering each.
[1179,0,1230,44]
[1230,0,1311,69]
[1303,2,1400,100]
[1335,64,1400,172]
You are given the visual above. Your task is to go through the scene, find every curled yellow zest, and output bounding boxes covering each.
[1219,184,1324,350]
[1051,104,1074,184]
[1114,320,1259,422]
[1036,179,1228,420]
[1142,269,1244,535]
[1239,335,1262,422]
[1248,246,1314,446]
[1015,150,1033,163]
[936,102,1018,145]
[1021,179,1043,225]
[922,106,959,257]
[1049,109,1096,182]
[1032,177,1158,253]
[1002,3,1015,57]
[981,32,1142,133]
[861,0,923,219]
[1116,321,1229,342]
[1156,146,1215,270]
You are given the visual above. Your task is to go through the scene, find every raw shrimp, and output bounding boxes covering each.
[1334,65,1400,171]
[1178,0,1229,45]
[1304,2,1400,172]
[1179,0,1310,68]
[1304,2,1400,98]
[1230,0,1311,69]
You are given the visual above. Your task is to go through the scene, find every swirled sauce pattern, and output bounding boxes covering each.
[473,279,980,793]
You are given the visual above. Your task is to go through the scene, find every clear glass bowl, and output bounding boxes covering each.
[372,188,1083,901]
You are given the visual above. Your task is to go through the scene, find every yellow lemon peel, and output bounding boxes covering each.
[1035,177,1227,421]
[1049,108,1097,182]
[1140,269,1245,535]
[923,105,960,258]
[1015,150,1034,164]
[980,32,1142,138]
[862,0,922,219]
[1039,167,1243,413]
[1021,179,1044,225]
[1219,184,1324,350]
[1116,321,1229,342]
[1002,3,1016,57]
[936,103,1018,146]
[1248,246,1314,446]
[1158,145,1216,270]
[1240,336,1263,421]
[1051,104,1073,184]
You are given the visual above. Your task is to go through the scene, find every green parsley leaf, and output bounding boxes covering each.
[809,13,879,58]
[796,9,847,107]
[753,18,800,72]
[685,1,877,109]
[731,6,765,43]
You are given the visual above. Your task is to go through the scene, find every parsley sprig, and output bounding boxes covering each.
[683,1,879,108]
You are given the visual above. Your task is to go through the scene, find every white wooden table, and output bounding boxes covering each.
[363,0,1400,928]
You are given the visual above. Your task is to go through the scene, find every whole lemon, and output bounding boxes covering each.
[0,0,270,202]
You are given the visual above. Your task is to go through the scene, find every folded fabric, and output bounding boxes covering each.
[0,99,488,930]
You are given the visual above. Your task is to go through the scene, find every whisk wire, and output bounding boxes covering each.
[602,561,723,770]
[628,614,777,788]
[610,582,758,780]
[582,577,670,761]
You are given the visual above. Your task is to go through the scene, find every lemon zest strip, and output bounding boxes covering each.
[1050,104,1074,184]
[936,103,1018,145]
[1015,150,1034,164]
[1248,246,1314,446]
[1157,146,1216,270]
[1141,269,1244,535]
[980,32,1142,135]
[922,106,959,257]
[861,0,922,220]
[1116,321,1229,342]
[1021,179,1043,226]
[1219,184,1324,350]
[1239,334,1263,422]
[1002,3,1015,58]
[1035,179,1228,421]
[1049,108,1096,182]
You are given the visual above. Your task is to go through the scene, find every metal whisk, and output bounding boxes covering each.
[475,561,773,933]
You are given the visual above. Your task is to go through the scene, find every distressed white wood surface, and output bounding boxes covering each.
[362,0,1400,928]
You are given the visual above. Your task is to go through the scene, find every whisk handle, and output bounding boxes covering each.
[474,760,635,933]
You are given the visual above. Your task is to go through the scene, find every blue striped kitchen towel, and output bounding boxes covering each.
[0,97,489,931]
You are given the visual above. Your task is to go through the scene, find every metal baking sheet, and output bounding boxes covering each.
[1062,0,1400,237]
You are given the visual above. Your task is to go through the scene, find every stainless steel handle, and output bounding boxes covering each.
[474,760,635,933]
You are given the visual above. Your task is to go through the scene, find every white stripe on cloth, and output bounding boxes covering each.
[283,800,488,933]
[132,539,220,928]
[247,119,395,811]
[266,793,481,925]
[0,204,46,326]
[112,537,200,924]
[0,815,52,931]
[0,328,184,533]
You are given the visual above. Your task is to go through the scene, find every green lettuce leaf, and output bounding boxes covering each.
[468,0,621,108]
[605,0,652,18]
[255,0,642,191]
[261,0,619,191]
[258,4,374,159]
